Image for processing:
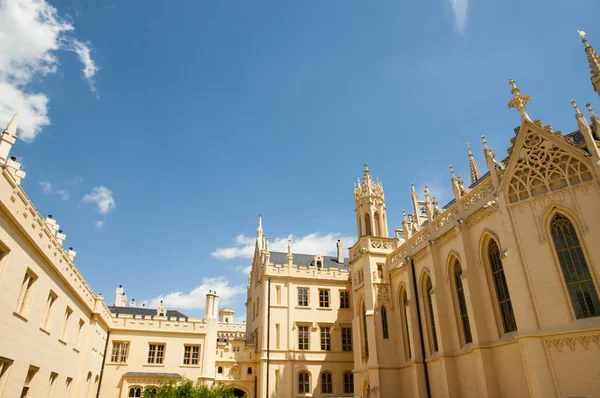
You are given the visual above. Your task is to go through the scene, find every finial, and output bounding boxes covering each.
[3,113,18,137]
[432,196,438,206]
[468,141,482,183]
[449,165,455,179]
[508,78,532,122]
[466,141,472,154]
[364,162,369,171]
[457,174,464,186]
[481,135,488,149]
[411,183,415,192]
[287,239,292,255]
[402,209,407,222]
[586,102,598,120]
[578,30,588,46]
[571,99,583,116]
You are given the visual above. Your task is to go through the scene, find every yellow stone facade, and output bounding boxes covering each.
[0,32,599,398]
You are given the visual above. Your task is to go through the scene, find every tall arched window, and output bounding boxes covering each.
[400,289,412,360]
[343,371,354,394]
[453,260,472,344]
[550,213,600,318]
[381,306,389,339]
[364,213,372,236]
[321,372,332,394]
[298,371,310,394]
[488,239,517,333]
[374,212,381,237]
[128,387,142,397]
[362,303,369,357]
[424,276,438,354]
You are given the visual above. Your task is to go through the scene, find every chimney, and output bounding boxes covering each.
[55,229,66,245]
[115,285,127,307]
[0,114,18,165]
[130,298,136,307]
[44,215,59,234]
[157,300,166,317]
[67,247,77,261]
[204,290,219,319]
[336,240,344,264]
[5,156,26,185]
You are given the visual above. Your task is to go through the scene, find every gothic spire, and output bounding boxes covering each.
[467,141,482,184]
[578,30,600,96]
[508,78,532,122]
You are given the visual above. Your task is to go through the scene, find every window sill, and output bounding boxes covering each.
[180,365,201,368]
[295,306,310,310]
[339,307,352,311]
[144,364,165,367]
[106,362,127,366]
[58,338,67,345]
[72,348,80,353]
[39,327,50,335]
[12,311,28,322]
[317,307,332,311]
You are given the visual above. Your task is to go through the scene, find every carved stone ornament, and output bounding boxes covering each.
[375,283,392,309]
[230,365,240,380]
[545,334,600,352]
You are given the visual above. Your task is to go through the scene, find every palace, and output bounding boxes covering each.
[0,32,600,398]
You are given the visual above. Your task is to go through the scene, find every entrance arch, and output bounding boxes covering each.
[233,388,247,397]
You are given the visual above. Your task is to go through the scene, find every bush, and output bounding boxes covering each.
[142,379,244,398]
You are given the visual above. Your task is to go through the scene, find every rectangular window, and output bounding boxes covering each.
[75,320,85,349]
[276,285,281,305]
[377,263,384,279]
[148,343,165,364]
[340,291,350,309]
[183,345,200,365]
[16,269,37,316]
[21,365,39,398]
[47,372,58,398]
[297,288,308,307]
[298,326,309,350]
[65,377,73,398]
[275,324,280,350]
[42,291,58,331]
[319,289,330,308]
[60,307,72,342]
[275,369,280,393]
[0,357,13,395]
[342,327,353,351]
[320,327,331,351]
[110,341,129,363]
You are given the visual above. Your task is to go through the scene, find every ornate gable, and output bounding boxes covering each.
[502,123,593,204]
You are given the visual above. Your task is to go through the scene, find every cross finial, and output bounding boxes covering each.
[364,162,369,170]
[508,78,532,122]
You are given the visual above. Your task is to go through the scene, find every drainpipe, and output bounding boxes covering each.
[265,278,271,398]
[96,329,111,398]
[409,257,431,398]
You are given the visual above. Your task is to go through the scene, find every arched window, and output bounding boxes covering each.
[423,276,438,354]
[321,372,332,394]
[364,213,372,236]
[217,366,223,374]
[247,367,253,375]
[400,288,412,360]
[362,303,369,357]
[550,213,600,318]
[453,260,472,344]
[298,371,310,394]
[488,239,517,333]
[128,387,142,397]
[93,375,99,397]
[343,371,354,394]
[146,386,157,397]
[381,306,389,339]
[374,212,381,237]
[84,372,92,398]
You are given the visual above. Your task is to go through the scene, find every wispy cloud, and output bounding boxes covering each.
[39,180,69,200]
[146,277,245,310]
[451,0,469,34]
[0,0,99,142]
[83,186,115,214]
[212,232,354,260]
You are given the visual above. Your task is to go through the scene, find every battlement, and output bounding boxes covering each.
[109,313,209,333]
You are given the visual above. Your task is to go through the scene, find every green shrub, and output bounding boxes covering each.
[141,378,243,398]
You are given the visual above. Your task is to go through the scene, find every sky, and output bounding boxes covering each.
[1,0,599,319]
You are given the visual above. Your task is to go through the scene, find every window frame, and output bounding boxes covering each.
[341,326,352,352]
[484,238,518,335]
[298,370,310,394]
[320,326,331,351]
[16,269,38,317]
[450,259,472,345]
[297,288,309,307]
[21,365,39,398]
[320,371,332,394]
[400,288,412,360]
[298,325,309,350]
[183,344,200,366]
[381,306,389,339]
[343,371,354,394]
[147,343,166,364]
[0,357,13,396]
[339,290,350,309]
[319,289,330,308]
[423,275,439,355]
[110,341,130,364]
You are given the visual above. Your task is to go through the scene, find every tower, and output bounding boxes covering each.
[354,163,388,238]
[219,308,235,323]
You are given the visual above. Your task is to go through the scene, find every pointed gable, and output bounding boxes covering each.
[501,121,593,204]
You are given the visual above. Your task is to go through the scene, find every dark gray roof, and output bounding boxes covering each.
[565,125,597,146]
[268,251,348,269]
[108,306,189,320]
[123,372,181,378]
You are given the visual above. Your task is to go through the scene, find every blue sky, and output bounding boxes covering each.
[1,0,599,318]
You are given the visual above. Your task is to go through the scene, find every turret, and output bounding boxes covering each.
[204,290,219,319]
[114,285,127,307]
[219,308,235,323]
[354,163,388,237]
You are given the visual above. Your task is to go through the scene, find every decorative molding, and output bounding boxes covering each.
[544,334,600,352]
[375,282,392,310]
[465,205,498,229]
[413,248,430,264]
[463,183,494,212]
[433,206,459,232]
[435,229,457,248]
[371,239,394,250]
[410,228,430,249]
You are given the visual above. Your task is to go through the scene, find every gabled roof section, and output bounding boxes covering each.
[109,306,189,320]
[268,251,348,269]
[498,119,594,204]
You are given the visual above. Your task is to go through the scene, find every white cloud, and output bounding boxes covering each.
[236,264,252,274]
[0,0,98,142]
[451,0,469,34]
[212,232,355,260]
[83,186,115,214]
[39,180,52,193]
[95,220,104,230]
[146,277,246,310]
[39,180,69,200]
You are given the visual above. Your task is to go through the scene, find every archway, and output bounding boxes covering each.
[233,388,247,397]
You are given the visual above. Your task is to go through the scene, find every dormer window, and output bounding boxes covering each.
[314,255,323,269]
